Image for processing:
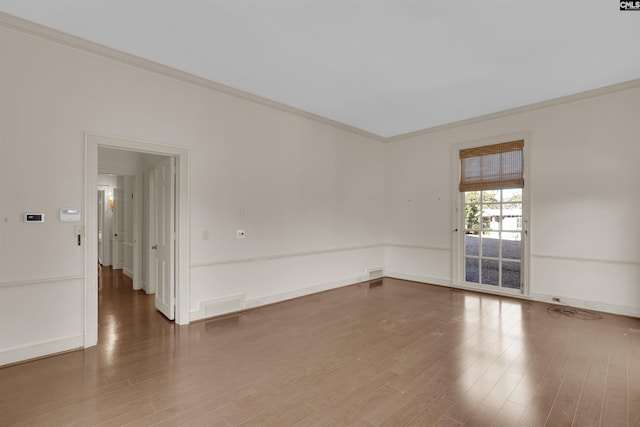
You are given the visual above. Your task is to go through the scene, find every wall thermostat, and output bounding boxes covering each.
[24,213,45,223]
[60,208,81,222]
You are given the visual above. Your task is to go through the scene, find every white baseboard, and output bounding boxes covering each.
[385,270,639,318]
[245,274,369,310]
[123,268,133,279]
[190,273,370,322]
[190,293,246,322]
[384,271,451,287]
[0,334,83,366]
[530,292,640,318]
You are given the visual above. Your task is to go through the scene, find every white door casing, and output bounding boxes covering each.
[85,131,190,348]
[151,157,175,320]
[112,187,125,269]
[132,172,143,291]
[97,190,104,264]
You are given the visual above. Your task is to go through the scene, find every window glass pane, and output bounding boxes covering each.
[502,261,521,289]
[484,213,500,232]
[484,190,500,203]
[501,236,521,260]
[465,204,481,230]
[501,212,522,231]
[481,236,499,257]
[465,257,479,283]
[481,259,499,286]
[465,233,479,256]
[465,191,480,203]
[502,189,522,205]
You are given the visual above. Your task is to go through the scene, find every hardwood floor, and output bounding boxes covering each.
[1,267,639,426]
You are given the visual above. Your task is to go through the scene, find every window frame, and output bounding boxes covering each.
[450,134,530,297]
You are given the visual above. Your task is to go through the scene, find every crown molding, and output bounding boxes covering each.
[386,78,640,142]
[2,12,638,143]
[0,12,385,142]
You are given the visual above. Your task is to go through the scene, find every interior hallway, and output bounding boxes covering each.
[1,268,639,426]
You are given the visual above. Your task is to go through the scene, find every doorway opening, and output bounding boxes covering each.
[85,132,190,349]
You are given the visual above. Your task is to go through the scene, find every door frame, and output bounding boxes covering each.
[450,132,531,297]
[149,156,176,320]
[97,189,105,265]
[84,132,190,348]
[112,186,125,270]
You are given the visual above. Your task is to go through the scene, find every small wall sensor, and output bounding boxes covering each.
[24,213,45,223]
[60,208,81,222]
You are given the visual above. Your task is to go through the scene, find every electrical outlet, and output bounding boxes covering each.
[236,230,245,239]
[552,297,560,302]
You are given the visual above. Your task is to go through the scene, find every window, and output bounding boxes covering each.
[458,140,525,292]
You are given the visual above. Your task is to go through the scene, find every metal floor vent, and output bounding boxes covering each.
[203,294,244,318]
[368,268,384,280]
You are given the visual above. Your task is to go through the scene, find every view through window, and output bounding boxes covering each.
[463,188,522,289]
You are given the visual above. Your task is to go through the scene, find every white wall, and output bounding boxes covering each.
[1,16,637,366]
[0,22,386,364]
[385,86,640,316]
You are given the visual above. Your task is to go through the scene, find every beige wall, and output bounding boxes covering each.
[1,17,638,365]
[385,86,640,314]
[0,24,386,364]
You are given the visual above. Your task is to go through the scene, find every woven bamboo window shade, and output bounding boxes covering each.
[459,140,524,192]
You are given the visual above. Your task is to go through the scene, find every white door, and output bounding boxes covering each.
[97,190,105,264]
[112,187,125,269]
[150,157,175,320]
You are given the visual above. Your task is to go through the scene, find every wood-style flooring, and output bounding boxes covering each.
[1,267,639,426]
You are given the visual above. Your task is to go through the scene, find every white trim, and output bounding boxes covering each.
[0,275,84,288]
[190,293,246,322]
[0,334,83,366]
[387,271,640,319]
[530,293,640,319]
[98,166,139,177]
[190,243,385,268]
[384,271,451,287]
[385,243,451,252]
[85,131,191,350]
[244,274,369,310]
[531,253,639,266]
[123,268,133,279]
[133,171,143,290]
[190,274,372,322]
